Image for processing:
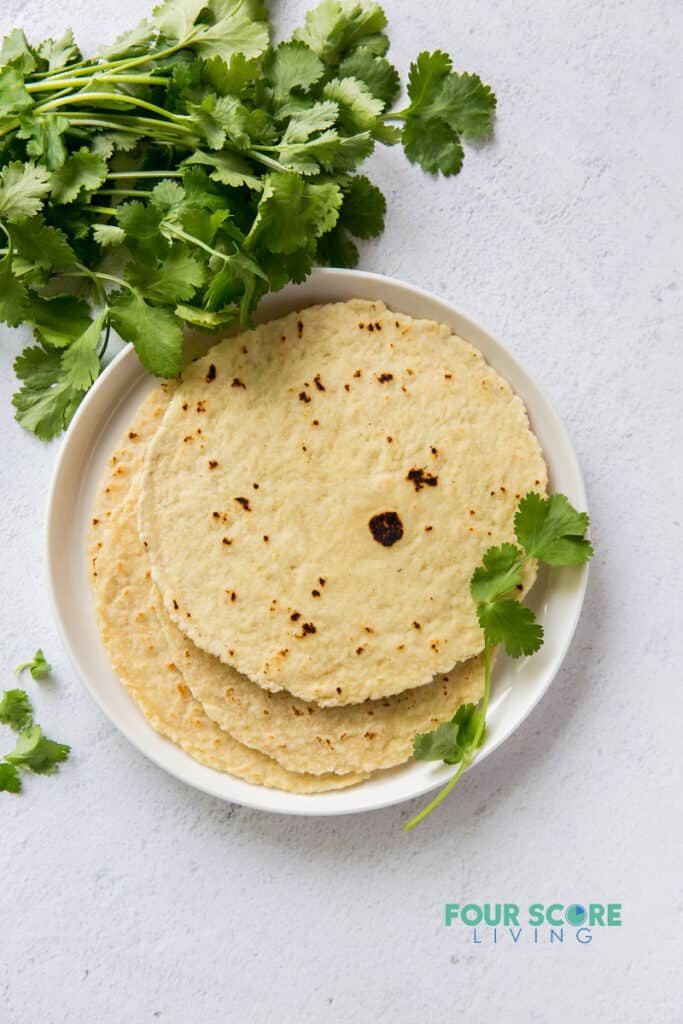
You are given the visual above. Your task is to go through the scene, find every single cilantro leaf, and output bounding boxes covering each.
[152,0,207,39]
[126,246,207,304]
[0,689,33,731]
[328,130,375,170]
[150,180,186,214]
[317,224,359,267]
[190,7,270,61]
[295,0,388,64]
[269,41,324,105]
[61,312,105,390]
[402,116,463,176]
[246,172,342,253]
[12,345,85,439]
[477,598,543,658]
[37,28,81,71]
[203,53,261,97]
[27,293,92,348]
[278,129,341,175]
[0,28,38,74]
[109,290,184,377]
[470,542,524,603]
[101,21,156,61]
[0,160,51,222]
[5,724,70,775]
[9,216,75,270]
[323,76,383,132]
[0,253,30,326]
[0,66,34,117]
[92,223,126,247]
[433,72,496,139]
[184,149,263,190]
[406,50,452,112]
[176,303,237,328]
[50,148,108,204]
[280,100,340,144]
[413,703,485,764]
[17,113,69,170]
[514,492,593,566]
[15,648,52,680]
[0,761,22,793]
[338,174,385,238]
[339,47,400,107]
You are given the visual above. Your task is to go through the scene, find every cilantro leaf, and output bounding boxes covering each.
[152,0,207,39]
[37,28,81,71]
[0,689,33,731]
[0,160,51,222]
[9,216,75,270]
[17,113,69,171]
[246,172,342,253]
[317,223,359,267]
[61,312,105,390]
[0,28,38,74]
[109,290,184,377]
[295,0,388,64]
[12,345,85,440]
[477,598,543,658]
[176,303,237,328]
[27,293,92,348]
[402,114,463,176]
[339,47,400,107]
[92,224,126,247]
[203,53,261,96]
[269,41,325,105]
[5,725,70,775]
[323,76,383,132]
[125,246,207,304]
[414,703,486,765]
[514,492,593,566]
[0,253,30,327]
[433,72,496,139]
[184,150,263,190]
[15,648,52,680]
[0,761,22,793]
[280,100,340,143]
[470,542,524,603]
[190,7,270,61]
[338,174,385,238]
[50,148,108,204]
[0,66,34,117]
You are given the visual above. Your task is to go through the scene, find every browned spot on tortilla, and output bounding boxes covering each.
[313,374,325,391]
[413,621,421,630]
[376,372,393,383]
[368,511,404,547]
[208,459,218,469]
[182,402,188,410]
[290,612,301,622]
[222,537,232,546]
[353,369,361,378]
[311,589,320,598]
[299,391,311,403]
[344,384,350,392]
[263,535,269,542]
[444,373,452,380]
[172,599,179,610]
[232,378,246,389]
[196,400,206,413]
[92,518,99,526]
[234,497,251,510]
[128,431,138,440]
[297,320,304,337]
[319,577,326,586]
[364,730,377,740]
[425,525,433,532]
[312,419,319,426]
[206,364,216,382]
[407,467,438,491]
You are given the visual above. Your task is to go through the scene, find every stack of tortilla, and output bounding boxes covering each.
[89,299,547,793]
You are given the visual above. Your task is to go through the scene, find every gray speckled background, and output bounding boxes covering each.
[0,1,680,1021]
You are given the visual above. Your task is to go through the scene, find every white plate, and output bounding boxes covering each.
[47,268,588,816]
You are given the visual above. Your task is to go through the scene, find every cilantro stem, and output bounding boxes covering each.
[61,268,132,292]
[27,73,169,92]
[403,639,492,832]
[106,170,184,179]
[36,93,192,129]
[162,223,229,263]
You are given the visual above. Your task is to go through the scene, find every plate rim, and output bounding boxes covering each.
[46,267,589,816]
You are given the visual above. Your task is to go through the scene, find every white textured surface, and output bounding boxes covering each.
[0,1,681,1021]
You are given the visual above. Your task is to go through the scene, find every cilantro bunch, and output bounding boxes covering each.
[0,0,496,440]
[404,493,593,831]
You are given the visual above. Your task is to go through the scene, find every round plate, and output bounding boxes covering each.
[47,268,588,816]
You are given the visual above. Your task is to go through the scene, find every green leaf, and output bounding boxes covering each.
[317,224,359,267]
[295,0,388,64]
[190,7,270,61]
[277,129,341,175]
[338,174,385,238]
[15,648,52,680]
[470,542,524,603]
[269,41,324,105]
[0,253,29,326]
[9,216,75,270]
[406,50,452,113]
[152,0,207,39]
[0,66,34,117]
[413,703,485,764]
[101,21,156,60]
[428,72,496,139]
[12,345,85,439]
[150,180,186,214]
[5,725,70,776]
[50,148,108,204]
[280,100,339,144]
[339,47,400,107]
[61,312,106,390]
[514,492,593,566]
[0,761,22,793]
[1,28,38,74]
[184,149,262,190]
[17,113,69,170]
[402,116,463,176]
[322,76,383,132]
[203,53,261,97]
[92,223,126,247]
[126,246,207,304]
[109,290,184,377]
[27,293,92,348]
[0,689,33,731]
[246,172,342,254]
[0,160,51,222]
[477,598,543,659]
[37,28,81,71]
[176,302,237,328]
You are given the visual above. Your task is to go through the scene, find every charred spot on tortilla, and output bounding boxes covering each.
[206,364,216,382]
[234,497,251,511]
[368,511,404,547]
[407,467,438,492]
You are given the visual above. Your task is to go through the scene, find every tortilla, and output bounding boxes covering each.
[158,596,485,775]
[92,492,366,794]
[89,384,173,581]
[139,299,546,705]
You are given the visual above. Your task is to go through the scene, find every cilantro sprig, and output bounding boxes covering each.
[15,647,52,679]
[404,493,592,831]
[0,1,496,439]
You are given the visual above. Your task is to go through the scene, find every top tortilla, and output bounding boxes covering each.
[138,299,547,705]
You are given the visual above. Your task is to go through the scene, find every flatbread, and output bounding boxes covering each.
[89,384,174,580]
[139,299,547,704]
[158,597,486,775]
[91,492,366,794]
